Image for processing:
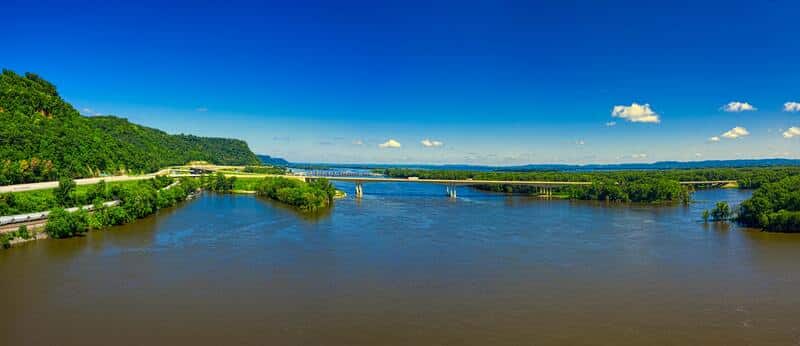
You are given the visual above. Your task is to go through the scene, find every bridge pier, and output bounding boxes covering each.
[446,184,457,198]
[355,182,364,198]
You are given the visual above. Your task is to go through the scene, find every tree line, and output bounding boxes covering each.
[376,167,800,203]
[737,175,800,232]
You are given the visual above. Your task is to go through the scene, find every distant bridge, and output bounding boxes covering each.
[304,176,739,198]
[305,176,591,198]
[678,180,738,186]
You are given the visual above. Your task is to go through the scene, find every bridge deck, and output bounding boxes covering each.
[307,176,592,186]
[308,176,738,186]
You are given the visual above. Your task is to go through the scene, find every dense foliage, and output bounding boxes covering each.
[378,167,800,188]
[45,208,90,238]
[201,173,237,192]
[565,178,689,203]
[0,176,175,216]
[255,177,335,212]
[243,165,287,174]
[737,175,800,232]
[43,177,199,239]
[0,69,260,185]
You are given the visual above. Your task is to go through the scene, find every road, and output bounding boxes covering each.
[0,169,171,193]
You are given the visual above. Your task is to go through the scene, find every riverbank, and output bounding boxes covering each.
[0,177,200,249]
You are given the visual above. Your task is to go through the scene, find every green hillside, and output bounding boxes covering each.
[0,69,259,185]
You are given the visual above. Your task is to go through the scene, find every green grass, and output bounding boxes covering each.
[232,177,267,191]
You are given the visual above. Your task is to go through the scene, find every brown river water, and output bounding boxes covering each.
[2,183,799,345]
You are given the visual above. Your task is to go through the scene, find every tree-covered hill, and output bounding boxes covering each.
[0,69,260,185]
[257,154,289,166]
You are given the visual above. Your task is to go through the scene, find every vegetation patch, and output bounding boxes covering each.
[1,177,173,216]
[243,165,287,174]
[737,175,800,232]
[255,177,336,212]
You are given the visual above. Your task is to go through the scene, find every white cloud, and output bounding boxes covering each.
[196,107,208,112]
[378,139,401,148]
[721,126,750,139]
[605,121,617,127]
[575,140,585,145]
[631,153,647,159]
[352,139,364,145]
[420,139,444,147]
[611,103,660,123]
[708,136,720,142]
[722,101,756,112]
[695,153,703,158]
[783,127,800,138]
[784,102,800,112]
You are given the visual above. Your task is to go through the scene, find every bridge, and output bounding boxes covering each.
[304,176,592,198]
[303,176,739,198]
[678,180,738,186]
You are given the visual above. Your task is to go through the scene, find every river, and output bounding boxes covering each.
[2,184,799,345]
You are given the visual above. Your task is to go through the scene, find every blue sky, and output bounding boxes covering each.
[4,0,800,164]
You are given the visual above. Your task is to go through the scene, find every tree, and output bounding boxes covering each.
[45,208,88,238]
[711,202,731,221]
[54,176,76,206]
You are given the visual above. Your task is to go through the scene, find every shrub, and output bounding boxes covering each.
[0,233,10,249]
[45,208,88,238]
[17,225,31,240]
[54,176,76,206]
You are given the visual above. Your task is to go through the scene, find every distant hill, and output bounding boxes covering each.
[502,159,800,171]
[257,154,289,166]
[0,69,260,185]
[291,159,800,172]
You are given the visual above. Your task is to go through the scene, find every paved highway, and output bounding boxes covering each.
[0,169,171,194]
